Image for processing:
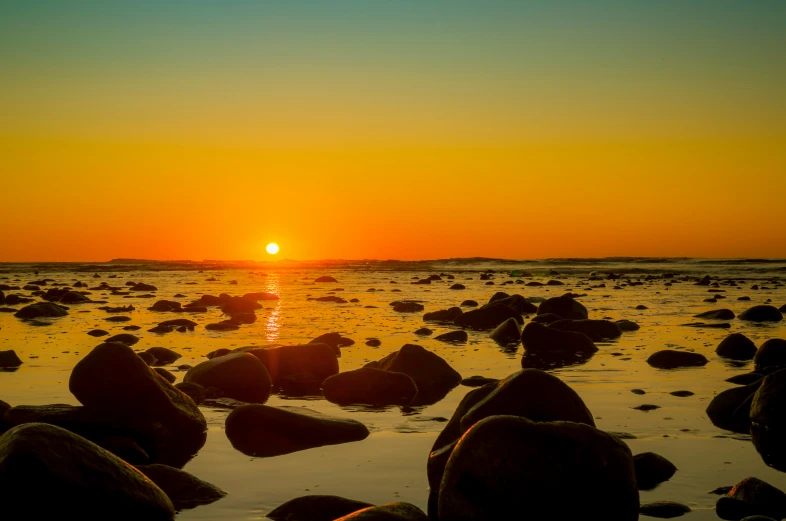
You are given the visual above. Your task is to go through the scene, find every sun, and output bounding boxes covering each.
[266,242,279,255]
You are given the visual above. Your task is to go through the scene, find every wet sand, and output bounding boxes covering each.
[0,261,784,520]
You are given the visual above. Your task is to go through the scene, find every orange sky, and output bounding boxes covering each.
[1,2,785,261]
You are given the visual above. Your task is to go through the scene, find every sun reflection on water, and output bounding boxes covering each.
[264,272,282,343]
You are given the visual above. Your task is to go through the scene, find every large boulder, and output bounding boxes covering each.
[322,368,417,406]
[267,495,374,521]
[695,309,736,320]
[754,339,786,370]
[0,423,174,520]
[364,344,461,402]
[707,380,763,433]
[224,404,369,457]
[453,304,523,331]
[240,344,339,389]
[716,477,786,521]
[309,332,355,349]
[547,319,622,341]
[334,503,428,521]
[521,322,597,355]
[438,416,638,521]
[60,291,92,304]
[485,294,537,314]
[0,350,22,368]
[537,296,588,320]
[14,302,68,319]
[184,353,272,403]
[489,317,521,346]
[148,300,183,312]
[69,342,207,466]
[717,333,758,361]
[751,369,786,471]
[740,306,783,323]
[136,464,225,511]
[647,350,709,369]
[221,296,262,315]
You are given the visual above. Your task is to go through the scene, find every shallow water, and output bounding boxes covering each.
[1,259,785,519]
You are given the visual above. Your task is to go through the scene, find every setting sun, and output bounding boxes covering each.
[266,242,279,255]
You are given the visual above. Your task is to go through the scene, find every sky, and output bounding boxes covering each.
[1,1,785,261]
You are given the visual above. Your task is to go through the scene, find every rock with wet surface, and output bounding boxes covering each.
[707,380,762,433]
[136,463,226,511]
[485,294,537,314]
[105,333,139,346]
[739,306,783,323]
[438,416,638,521]
[547,318,622,341]
[145,347,181,365]
[322,367,417,406]
[640,501,691,518]
[267,495,374,521]
[489,317,521,345]
[536,296,588,320]
[634,452,677,490]
[365,344,461,399]
[754,339,786,370]
[14,302,68,319]
[717,333,758,361]
[224,404,369,457]
[695,308,736,320]
[423,307,463,322]
[334,502,428,521]
[751,368,786,471]
[521,322,597,355]
[616,319,640,331]
[0,350,23,368]
[309,332,355,349]
[0,423,174,520]
[715,477,786,520]
[184,352,272,403]
[434,330,468,343]
[240,343,339,389]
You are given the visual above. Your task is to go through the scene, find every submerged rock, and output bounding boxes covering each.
[0,423,174,520]
[224,404,369,457]
[438,416,638,521]
[315,276,338,283]
[309,332,355,349]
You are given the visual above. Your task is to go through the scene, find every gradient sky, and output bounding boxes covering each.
[1,1,785,261]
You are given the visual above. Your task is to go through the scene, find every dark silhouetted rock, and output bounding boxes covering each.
[547,319,622,341]
[315,276,338,283]
[241,343,339,388]
[521,322,597,355]
[695,308,736,320]
[130,283,157,292]
[414,327,432,336]
[365,344,461,397]
[530,313,562,325]
[438,416,637,521]
[0,423,174,520]
[184,353,272,403]
[716,477,786,520]
[486,294,537,314]
[310,332,355,349]
[136,463,225,510]
[460,376,498,387]
[392,301,424,313]
[434,330,468,343]
[449,284,465,290]
[334,503,427,521]
[154,368,176,384]
[489,317,521,346]
[454,304,523,331]
[754,339,786,370]
[105,333,139,346]
[423,307,463,322]
[87,329,109,337]
[174,382,205,405]
[717,333,758,361]
[14,302,68,319]
[640,501,691,518]
[740,306,783,323]
[322,368,417,406]
[634,452,677,490]
[145,347,181,365]
[617,319,640,331]
[365,339,381,347]
[460,300,478,307]
[221,296,262,315]
[537,296,588,320]
[707,380,762,434]
[268,495,374,521]
[0,350,23,368]
[225,404,369,457]
[205,322,239,331]
[60,291,92,304]
[148,300,183,312]
[751,369,786,471]
[647,350,708,369]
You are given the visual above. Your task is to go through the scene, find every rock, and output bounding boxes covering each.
[315,276,338,283]
[486,294,537,314]
[460,376,498,387]
[149,325,174,334]
[423,307,463,322]
[460,300,478,307]
[521,322,597,355]
[224,404,369,457]
[449,284,465,290]
[60,291,92,304]
[241,343,339,388]
[205,322,239,331]
[105,333,139,346]
[634,452,677,490]
[392,302,424,313]
[334,503,428,521]
[617,319,640,331]
[414,327,432,336]
[130,283,157,292]
[158,318,197,329]
[707,380,762,433]
[243,292,279,301]
[438,416,638,521]
[221,296,262,315]
[145,347,181,365]
[87,329,109,337]
[640,501,691,518]
[751,369,786,471]
[365,339,381,347]
[489,317,521,345]
[267,495,374,521]
[148,300,183,312]
[136,464,226,510]
[727,373,765,385]
[0,423,174,520]
[647,350,709,369]
[154,368,176,384]
[754,339,786,370]
[740,306,783,322]
[547,319,622,341]
[174,382,205,405]
[453,303,523,331]
[0,350,23,367]
[530,313,562,325]
[695,308,736,320]
[106,316,132,322]
[69,342,207,466]
[670,390,694,397]
[309,332,355,349]
[14,302,68,319]
[717,333,758,361]
[633,404,661,411]
[139,352,157,365]
[537,296,588,320]
[715,477,786,521]
[434,330,468,343]
[322,368,417,406]
[184,353,272,403]
[365,344,461,398]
